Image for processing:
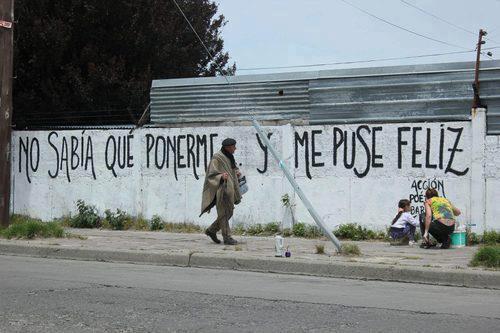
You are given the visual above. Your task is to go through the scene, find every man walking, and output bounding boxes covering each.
[200,138,242,245]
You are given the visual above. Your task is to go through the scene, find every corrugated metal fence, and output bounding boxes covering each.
[151,60,500,134]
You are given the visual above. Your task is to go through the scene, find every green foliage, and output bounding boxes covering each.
[163,223,203,234]
[333,223,386,241]
[131,215,149,231]
[470,245,500,268]
[292,222,306,237]
[282,228,293,237]
[340,243,361,256]
[149,215,164,231]
[483,230,500,245]
[70,200,100,228]
[103,209,130,231]
[232,223,246,236]
[467,230,481,246]
[14,0,235,128]
[246,223,264,236]
[304,225,323,239]
[281,194,291,207]
[54,215,72,227]
[465,229,499,246]
[0,217,64,239]
[264,222,280,235]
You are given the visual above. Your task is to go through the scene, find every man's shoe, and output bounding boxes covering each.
[223,237,238,245]
[205,229,221,244]
[441,236,451,249]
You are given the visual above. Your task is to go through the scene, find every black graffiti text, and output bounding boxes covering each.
[398,126,469,175]
[18,136,40,183]
[48,132,96,182]
[145,133,218,180]
[332,125,383,178]
[105,135,134,178]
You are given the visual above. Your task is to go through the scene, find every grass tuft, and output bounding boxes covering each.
[315,244,325,254]
[163,223,203,233]
[340,243,361,256]
[470,245,500,268]
[0,216,64,239]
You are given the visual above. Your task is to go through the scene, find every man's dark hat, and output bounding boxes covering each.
[222,138,236,146]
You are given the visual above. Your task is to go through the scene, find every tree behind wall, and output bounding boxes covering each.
[13,0,235,128]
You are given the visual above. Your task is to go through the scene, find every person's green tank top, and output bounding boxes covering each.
[429,197,455,221]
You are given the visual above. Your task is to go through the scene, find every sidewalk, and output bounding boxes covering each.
[0,228,498,289]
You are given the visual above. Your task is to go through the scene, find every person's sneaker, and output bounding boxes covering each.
[420,240,437,249]
[408,240,417,246]
[441,236,451,249]
[223,237,238,245]
[205,229,221,244]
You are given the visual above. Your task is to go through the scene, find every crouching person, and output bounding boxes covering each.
[390,199,418,246]
[200,138,242,245]
[422,188,461,249]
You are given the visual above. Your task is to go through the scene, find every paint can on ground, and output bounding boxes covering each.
[451,231,466,248]
[275,235,284,257]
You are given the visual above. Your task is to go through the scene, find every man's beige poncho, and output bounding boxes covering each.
[200,151,242,216]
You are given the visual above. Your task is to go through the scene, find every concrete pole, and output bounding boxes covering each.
[0,0,14,228]
[470,107,487,232]
[252,119,342,252]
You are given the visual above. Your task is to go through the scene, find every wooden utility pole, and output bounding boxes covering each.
[472,29,487,109]
[0,0,14,227]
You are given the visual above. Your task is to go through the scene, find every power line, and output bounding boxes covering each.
[338,0,469,50]
[238,50,479,71]
[399,0,500,45]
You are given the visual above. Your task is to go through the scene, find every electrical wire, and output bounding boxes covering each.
[238,50,476,71]
[338,0,469,50]
[239,46,500,71]
[399,0,500,45]
[170,0,258,115]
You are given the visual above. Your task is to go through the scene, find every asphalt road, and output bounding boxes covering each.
[0,255,499,332]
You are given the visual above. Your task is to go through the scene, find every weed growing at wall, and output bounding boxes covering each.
[70,200,101,228]
[264,222,280,234]
[246,223,264,236]
[131,215,149,231]
[483,230,500,245]
[470,245,500,268]
[0,215,64,239]
[232,223,246,235]
[103,209,130,230]
[149,215,164,231]
[282,228,293,237]
[467,230,481,245]
[163,223,203,233]
[466,229,499,246]
[292,222,306,237]
[334,223,386,241]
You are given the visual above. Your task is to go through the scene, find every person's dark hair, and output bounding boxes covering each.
[391,199,411,225]
[425,188,439,199]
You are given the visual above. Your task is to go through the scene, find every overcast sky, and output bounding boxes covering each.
[215,0,500,75]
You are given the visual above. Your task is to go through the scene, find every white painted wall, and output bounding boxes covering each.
[485,134,500,231]
[10,119,498,232]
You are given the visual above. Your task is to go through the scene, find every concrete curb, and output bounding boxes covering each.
[1,243,499,290]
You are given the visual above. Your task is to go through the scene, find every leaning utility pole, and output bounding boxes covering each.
[0,0,14,227]
[472,29,487,109]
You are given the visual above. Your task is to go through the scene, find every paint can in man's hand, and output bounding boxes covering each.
[239,175,248,195]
